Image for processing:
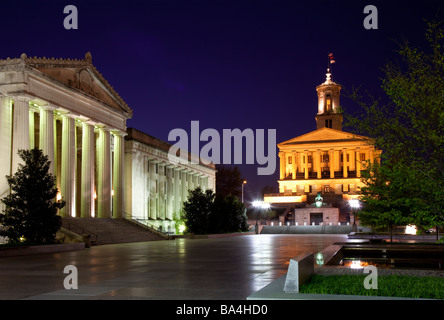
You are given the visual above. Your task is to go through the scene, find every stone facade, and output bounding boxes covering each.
[125,128,216,230]
[0,52,216,231]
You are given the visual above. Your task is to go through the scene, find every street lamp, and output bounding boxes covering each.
[242,180,247,204]
[349,199,360,232]
[252,201,270,234]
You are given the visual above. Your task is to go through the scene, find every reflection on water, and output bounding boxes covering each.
[331,245,444,270]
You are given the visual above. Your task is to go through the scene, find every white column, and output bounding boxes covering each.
[292,152,297,179]
[29,109,35,149]
[60,114,76,217]
[342,148,348,178]
[112,131,125,219]
[278,151,286,180]
[356,148,361,178]
[39,106,55,174]
[97,127,111,218]
[329,149,335,178]
[316,149,322,179]
[81,121,95,218]
[166,166,173,220]
[0,96,12,204]
[304,151,309,179]
[11,97,30,174]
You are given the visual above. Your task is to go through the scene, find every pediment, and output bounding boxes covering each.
[21,52,132,118]
[278,128,370,147]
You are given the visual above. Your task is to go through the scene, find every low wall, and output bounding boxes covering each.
[261,225,353,234]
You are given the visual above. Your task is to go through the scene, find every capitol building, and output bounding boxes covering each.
[264,69,381,225]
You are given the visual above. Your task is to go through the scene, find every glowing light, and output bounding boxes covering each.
[350,260,362,269]
[252,201,270,209]
[111,189,114,196]
[405,225,417,235]
[178,223,186,234]
[56,192,62,201]
[19,236,26,243]
[349,199,360,209]
[94,191,97,199]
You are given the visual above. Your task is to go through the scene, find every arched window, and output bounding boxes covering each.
[325,94,332,112]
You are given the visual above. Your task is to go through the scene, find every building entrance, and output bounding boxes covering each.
[310,212,323,225]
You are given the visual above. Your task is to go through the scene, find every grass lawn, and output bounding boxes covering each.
[299,274,444,299]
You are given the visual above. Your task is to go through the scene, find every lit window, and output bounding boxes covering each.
[325,95,332,111]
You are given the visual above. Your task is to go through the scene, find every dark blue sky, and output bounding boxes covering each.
[0,0,442,201]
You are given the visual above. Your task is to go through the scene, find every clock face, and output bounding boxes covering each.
[79,69,93,94]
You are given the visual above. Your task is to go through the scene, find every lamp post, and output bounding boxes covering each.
[242,180,247,204]
[253,201,270,234]
[349,199,360,232]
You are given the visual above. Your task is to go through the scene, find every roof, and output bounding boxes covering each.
[0,52,132,118]
[278,127,373,148]
[125,128,216,170]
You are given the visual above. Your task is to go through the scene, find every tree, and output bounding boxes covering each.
[358,161,413,241]
[0,148,65,244]
[345,20,444,231]
[182,187,215,235]
[215,164,245,199]
[210,194,249,233]
[182,187,249,234]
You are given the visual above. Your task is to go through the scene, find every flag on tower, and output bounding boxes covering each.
[328,53,336,64]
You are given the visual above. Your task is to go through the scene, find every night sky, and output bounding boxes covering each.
[0,0,442,202]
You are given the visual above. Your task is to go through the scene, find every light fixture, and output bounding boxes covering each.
[349,199,360,209]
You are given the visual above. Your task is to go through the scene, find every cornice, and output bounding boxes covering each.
[0,52,132,118]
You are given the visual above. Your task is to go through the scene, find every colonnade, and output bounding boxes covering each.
[125,132,214,225]
[0,95,125,218]
[278,148,375,180]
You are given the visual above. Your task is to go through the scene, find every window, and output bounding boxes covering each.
[308,155,312,163]
[325,94,332,111]
[288,156,292,164]
[361,153,366,161]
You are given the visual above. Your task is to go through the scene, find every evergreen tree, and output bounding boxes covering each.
[182,187,248,234]
[0,148,65,244]
[182,187,215,235]
[210,194,248,233]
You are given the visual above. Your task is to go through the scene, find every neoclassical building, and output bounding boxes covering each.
[0,52,215,231]
[264,69,380,223]
[125,128,216,230]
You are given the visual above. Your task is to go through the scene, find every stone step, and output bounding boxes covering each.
[62,218,165,245]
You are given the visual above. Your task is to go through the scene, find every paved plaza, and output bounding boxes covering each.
[0,234,348,300]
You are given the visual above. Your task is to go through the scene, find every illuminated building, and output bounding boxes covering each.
[0,52,215,231]
[264,69,380,225]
